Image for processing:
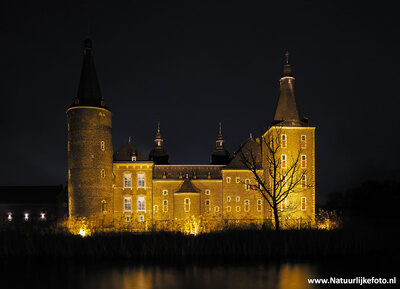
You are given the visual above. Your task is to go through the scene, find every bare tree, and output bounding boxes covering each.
[239,127,310,231]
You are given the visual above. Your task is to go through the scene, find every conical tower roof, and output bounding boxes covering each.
[272,51,307,127]
[70,38,107,109]
[210,122,230,165]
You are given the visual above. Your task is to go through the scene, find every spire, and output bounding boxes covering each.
[210,122,230,165]
[149,121,169,164]
[272,52,307,127]
[71,38,107,109]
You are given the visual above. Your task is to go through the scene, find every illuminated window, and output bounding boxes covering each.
[132,156,137,161]
[226,177,231,183]
[137,173,145,188]
[236,196,240,202]
[139,215,145,222]
[244,199,250,212]
[236,177,240,183]
[281,134,287,148]
[124,196,132,211]
[281,154,287,168]
[163,200,168,212]
[7,212,12,221]
[24,213,29,221]
[301,175,306,188]
[101,200,107,214]
[67,141,70,152]
[100,169,106,178]
[236,206,241,212]
[137,196,145,211]
[257,199,262,212]
[154,205,158,212]
[205,189,210,195]
[68,169,71,180]
[184,198,190,212]
[227,196,231,202]
[125,215,131,222]
[205,199,210,212]
[245,179,250,191]
[123,173,132,188]
[226,206,231,212]
[281,198,287,211]
[301,135,306,149]
[301,197,306,211]
[100,141,105,151]
[301,155,307,168]
[162,190,168,196]
[214,206,220,212]
[281,175,287,188]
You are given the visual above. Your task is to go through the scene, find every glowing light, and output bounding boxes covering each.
[7,212,12,221]
[24,213,29,221]
[40,212,46,219]
[79,227,87,237]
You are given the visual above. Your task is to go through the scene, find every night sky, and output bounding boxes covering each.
[1,0,399,204]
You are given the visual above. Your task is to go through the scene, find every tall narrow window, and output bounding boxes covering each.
[67,141,70,152]
[244,199,250,212]
[162,190,168,196]
[123,173,132,188]
[101,200,107,214]
[154,205,158,213]
[301,135,306,149]
[236,206,241,212]
[245,179,250,191]
[205,189,210,195]
[281,175,287,188]
[301,175,307,188]
[205,199,210,212]
[236,177,240,183]
[301,155,307,168]
[124,196,132,212]
[100,169,106,178]
[281,198,287,211]
[227,196,231,202]
[281,154,287,168]
[137,196,145,211]
[226,206,231,212]
[139,215,145,222]
[226,177,231,183]
[137,173,145,188]
[257,199,262,212]
[214,206,220,212]
[281,134,287,148]
[163,200,168,212]
[301,197,306,211]
[184,198,190,212]
[125,215,131,222]
[100,141,105,151]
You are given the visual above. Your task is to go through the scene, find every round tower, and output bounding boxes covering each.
[66,38,113,228]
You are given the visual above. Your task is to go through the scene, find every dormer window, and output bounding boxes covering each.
[132,156,136,161]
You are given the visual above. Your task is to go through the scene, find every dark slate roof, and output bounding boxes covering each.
[153,165,223,179]
[272,55,307,127]
[224,138,262,170]
[0,186,63,204]
[70,38,108,109]
[114,141,147,161]
[175,178,200,193]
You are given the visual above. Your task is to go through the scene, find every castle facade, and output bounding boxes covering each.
[66,39,315,233]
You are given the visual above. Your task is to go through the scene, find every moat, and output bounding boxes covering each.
[1,257,395,289]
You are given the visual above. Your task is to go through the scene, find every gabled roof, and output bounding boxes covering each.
[175,178,200,194]
[224,137,262,170]
[153,165,223,179]
[114,140,147,161]
[70,38,108,109]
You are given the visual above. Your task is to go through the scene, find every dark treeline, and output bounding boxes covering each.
[321,179,400,229]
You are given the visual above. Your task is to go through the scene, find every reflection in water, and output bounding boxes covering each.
[65,262,318,289]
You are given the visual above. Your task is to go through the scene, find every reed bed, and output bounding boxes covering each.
[0,227,395,261]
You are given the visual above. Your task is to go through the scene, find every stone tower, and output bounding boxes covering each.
[263,52,316,225]
[66,38,113,226]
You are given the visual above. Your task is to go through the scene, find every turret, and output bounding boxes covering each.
[66,38,113,227]
[210,122,230,165]
[149,122,169,164]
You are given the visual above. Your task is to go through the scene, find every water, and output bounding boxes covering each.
[1,258,396,289]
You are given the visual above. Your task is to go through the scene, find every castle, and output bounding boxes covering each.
[66,39,315,233]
